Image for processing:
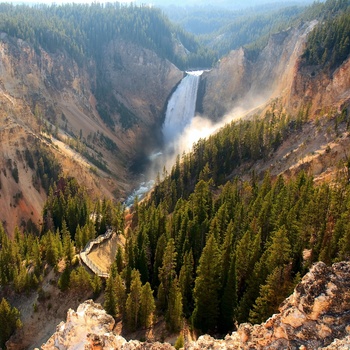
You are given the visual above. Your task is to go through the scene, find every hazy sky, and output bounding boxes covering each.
[12,0,134,4]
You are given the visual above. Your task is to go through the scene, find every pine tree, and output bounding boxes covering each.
[104,275,117,317]
[58,267,71,291]
[167,277,183,332]
[62,221,74,265]
[152,234,166,288]
[44,230,59,266]
[115,245,124,273]
[0,298,22,348]
[219,253,237,333]
[69,266,92,292]
[125,269,142,331]
[92,274,102,297]
[192,234,221,333]
[266,226,291,272]
[158,238,177,300]
[249,264,293,324]
[139,282,155,328]
[179,250,194,317]
[115,273,126,317]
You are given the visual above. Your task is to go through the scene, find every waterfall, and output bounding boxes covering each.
[162,70,203,152]
[125,70,203,207]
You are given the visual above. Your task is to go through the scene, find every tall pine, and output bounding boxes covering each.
[192,234,221,333]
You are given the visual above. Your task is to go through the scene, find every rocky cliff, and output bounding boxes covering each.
[0,33,182,234]
[199,18,350,122]
[289,54,350,117]
[197,21,316,121]
[39,261,350,350]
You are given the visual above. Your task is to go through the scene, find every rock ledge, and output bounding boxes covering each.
[41,262,350,350]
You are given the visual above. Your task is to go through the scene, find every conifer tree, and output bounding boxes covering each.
[193,234,221,333]
[58,267,71,291]
[62,221,74,265]
[266,226,291,272]
[69,266,92,292]
[44,230,59,266]
[219,253,237,333]
[158,238,177,300]
[249,264,293,324]
[125,269,142,331]
[167,277,183,332]
[104,274,117,317]
[140,282,155,328]
[115,273,126,317]
[179,250,194,317]
[92,273,102,297]
[115,245,124,273]
[152,234,166,288]
[0,298,22,348]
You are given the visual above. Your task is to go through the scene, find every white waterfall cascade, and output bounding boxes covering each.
[125,70,203,207]
[162,70,203,152]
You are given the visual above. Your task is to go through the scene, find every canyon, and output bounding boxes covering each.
[1,3,350,349]
[0,11,349,235]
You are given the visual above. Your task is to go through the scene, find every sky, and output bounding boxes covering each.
[12,0,134,4]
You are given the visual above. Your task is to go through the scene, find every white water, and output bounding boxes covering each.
[125,71,203,206]
[162,71,203,153]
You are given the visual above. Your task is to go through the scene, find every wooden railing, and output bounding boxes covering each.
[80,229,114,278]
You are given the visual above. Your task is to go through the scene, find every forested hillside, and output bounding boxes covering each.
[301,8,350,72]
[0,2,215,69]
[165,0,350,60]
[1,0,350,348]
[2,102,350,346]
[166,4,304,58]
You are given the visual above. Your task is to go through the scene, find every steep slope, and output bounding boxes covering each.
[0,10,184,234]
[38,261,350,350]
[195,11,350,185]
[197,21,318,121]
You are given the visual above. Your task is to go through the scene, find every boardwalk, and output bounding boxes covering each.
[80,229,114,278]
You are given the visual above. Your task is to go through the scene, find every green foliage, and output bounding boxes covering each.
[140,282,156,328]
[158,238,177,300]
[69,266,93,293]
[125,269,142,331]
[58,267,71,292]
[122,101,350,334]
[0,298,22,348]
[193,234,222,333]
[30,145,62,194]
[179,250,194,317]
[166,4,303,59]
[174,333,184,350]
[249,264,294,324]
[302,9,350,72]
[104,274,118,317]
[166,278,183,332]
[91,273,103,297]
[0,3,214,70]
[42,177,90,238]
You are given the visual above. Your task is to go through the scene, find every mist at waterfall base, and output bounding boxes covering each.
[124,71,202,207]
[124,70,250,207]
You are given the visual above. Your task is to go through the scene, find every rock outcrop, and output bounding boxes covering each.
[289,54,350,117]
[40,262,350,350]
[188,261,350,349]
[40,300,174,350]
[197,21,318,121]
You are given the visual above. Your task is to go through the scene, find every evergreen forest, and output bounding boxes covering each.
[1,103,350,342]
[0,2,215,69]
[0,0,350,346]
